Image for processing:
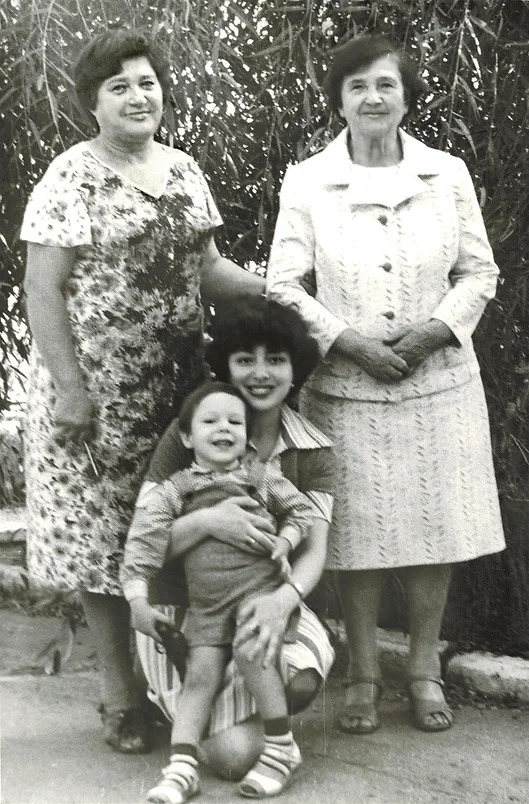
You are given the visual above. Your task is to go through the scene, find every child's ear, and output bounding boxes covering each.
[179,430,192,449]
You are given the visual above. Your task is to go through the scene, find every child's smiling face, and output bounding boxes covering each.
[180,392,247,471]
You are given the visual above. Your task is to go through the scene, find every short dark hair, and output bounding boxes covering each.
[178,382,250,438]
[74,28,171,114]
[323,34,427,119]
[206,297,320,397]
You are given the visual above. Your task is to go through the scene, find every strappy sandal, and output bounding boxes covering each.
[407,677,454,732]
[98,704,151,754]
[337,678,384,735]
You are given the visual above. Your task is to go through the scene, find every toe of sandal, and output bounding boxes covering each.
[337,679,383,735]
[407,677,454,733]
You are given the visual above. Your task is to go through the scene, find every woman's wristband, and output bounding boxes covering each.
[284,578,305,600]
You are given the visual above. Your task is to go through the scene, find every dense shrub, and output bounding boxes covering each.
[1,0,527,652]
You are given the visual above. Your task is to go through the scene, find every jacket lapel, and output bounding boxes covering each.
[319,128,446,208]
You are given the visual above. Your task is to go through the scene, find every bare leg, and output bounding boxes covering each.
[148,647,228,804]
[233,644,301,796]
[170,646,228,745]
[81,591,138,710]
[334,569,385,731]
[397,563,453,729]
[233,647,288,721]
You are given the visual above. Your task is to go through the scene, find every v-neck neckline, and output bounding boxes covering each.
[84,142,172,199]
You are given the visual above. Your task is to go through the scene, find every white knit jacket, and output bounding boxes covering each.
[266,128,499,402]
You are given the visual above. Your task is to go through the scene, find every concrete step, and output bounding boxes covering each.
[0,507,26,566]
[0,507,26,541]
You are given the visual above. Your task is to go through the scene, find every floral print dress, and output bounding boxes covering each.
[20,142,221,594]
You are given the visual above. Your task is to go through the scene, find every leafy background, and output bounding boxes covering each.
[1,0,528,654]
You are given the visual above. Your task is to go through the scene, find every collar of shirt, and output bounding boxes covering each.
[248,405,333,457]
[190,460,242,475]
[318,127,449,208]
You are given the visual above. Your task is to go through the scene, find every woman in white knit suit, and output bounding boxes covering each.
[267,34,505,734]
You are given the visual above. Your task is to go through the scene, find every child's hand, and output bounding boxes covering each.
[129,597,175,641]
[271,536,292,580]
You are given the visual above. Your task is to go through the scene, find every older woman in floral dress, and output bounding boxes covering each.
[21,29,263,753]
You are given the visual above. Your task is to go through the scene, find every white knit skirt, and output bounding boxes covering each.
[301,376,505,570]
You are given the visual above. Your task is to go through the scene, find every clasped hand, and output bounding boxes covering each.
[354,321,452,382]
[386,320,453,372]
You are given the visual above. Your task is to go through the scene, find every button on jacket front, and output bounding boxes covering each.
[267,128,499,402]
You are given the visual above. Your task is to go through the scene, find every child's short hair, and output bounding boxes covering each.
[178,382,251,438]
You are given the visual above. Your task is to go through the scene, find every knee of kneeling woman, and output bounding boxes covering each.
[286,668,322,714]
[203,720,263,780]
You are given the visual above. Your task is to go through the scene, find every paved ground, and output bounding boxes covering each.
[1,610,528,804]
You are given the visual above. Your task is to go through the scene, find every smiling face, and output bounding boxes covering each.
[227,346,294,412]
[338,54,408,143]
[180,392,247,471]
[91,55,163,143]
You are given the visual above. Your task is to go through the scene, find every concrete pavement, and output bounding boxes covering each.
[1,610,528,804]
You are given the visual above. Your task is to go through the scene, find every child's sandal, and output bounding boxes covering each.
[238,739,302,798]
[147,753,200,804]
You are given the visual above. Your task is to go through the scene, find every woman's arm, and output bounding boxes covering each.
[266,168,348,358]
[145,418,192,483]
[234,518,329,666]
[267,169,409,382]
[24,243,95,442]
[387,159,498,372]
[166,497,277,560]
[428,158,499,345]
[200,237,264,302]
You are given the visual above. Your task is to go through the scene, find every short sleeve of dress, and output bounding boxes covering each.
[187,157,223,231]
[20,154,92,247]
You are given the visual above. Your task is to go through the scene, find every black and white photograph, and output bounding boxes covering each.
[0,1,528,802]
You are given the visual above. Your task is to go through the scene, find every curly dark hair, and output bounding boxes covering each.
[323,33,428,119]
[74,28,171,115]
[178,382,251,438]
[206,297,320,397]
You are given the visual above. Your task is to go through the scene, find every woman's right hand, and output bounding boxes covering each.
[336,329,409,382]
[54,387,96,445]
[129,597,176,642]
[204,496,277,554]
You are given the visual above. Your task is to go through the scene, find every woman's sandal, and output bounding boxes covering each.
[98,704,151,754]
[337,678,384,735]
[407,677,454,733]
[238,739,302,798]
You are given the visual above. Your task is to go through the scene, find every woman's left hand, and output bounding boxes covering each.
[234,588,295,667]
[388,320,453,371]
